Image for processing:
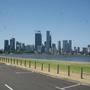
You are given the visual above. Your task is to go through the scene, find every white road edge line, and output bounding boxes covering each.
[55,83,80,90]
[5,84,14,90]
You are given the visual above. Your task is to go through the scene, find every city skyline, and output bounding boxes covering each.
[3,31,90,55]
[2,30,90,50]
[0,0,90,49]
[3,31,90,51]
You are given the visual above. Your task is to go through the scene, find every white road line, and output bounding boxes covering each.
[55,83,80,90]
[5,84,14,90]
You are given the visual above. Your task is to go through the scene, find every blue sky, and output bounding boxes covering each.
[0,0,90,49]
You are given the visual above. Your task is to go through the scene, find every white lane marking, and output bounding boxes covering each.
[16,71,34,74]
[55,83,80,90]
[5,84,14,90]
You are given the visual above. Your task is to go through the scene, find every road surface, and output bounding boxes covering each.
[0,63,90,90]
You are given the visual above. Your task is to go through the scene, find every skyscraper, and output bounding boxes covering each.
[46,31,52,53]
[35,31,42,51]
[63,40,72,54]
[10,38,15,52]
[63,40,68,53]
[4,40,9,52]
[58,41,61,54]
[69,40,72,52]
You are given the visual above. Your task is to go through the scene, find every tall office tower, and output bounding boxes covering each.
[63,40,68,53]
[46,31,52,53]
[58,41,61,54]
[63,40,72,54]
[35,31,42,51]
[10,38,15,52]
[4,40,9,52]
[69,40,72,52]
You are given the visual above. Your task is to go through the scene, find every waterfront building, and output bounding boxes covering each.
[63,40,68,54]
[25,45,34,53]
[69,40,72,52]
[10,38,15,52]
[74,46,80,55]
[25,45,31,52]
[4,40,9,52]
[37,45,42,53]
[35,31,42,51]
[74,47,77,52]
[46,31,52,53]
[42,44,45,53]
[51,43,57,54]
[16,41,21,52]
[63,40,72,54]
[21,43,25,51]
[58,41,61,54]
[82,47,88,55]
[88,45,90,52]
[77,47,80,53]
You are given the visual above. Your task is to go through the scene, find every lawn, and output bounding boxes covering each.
[0,57,90,74]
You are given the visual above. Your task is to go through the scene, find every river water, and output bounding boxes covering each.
[0,53,90,62]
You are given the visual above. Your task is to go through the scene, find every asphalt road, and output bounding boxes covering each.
[0,63,90,90]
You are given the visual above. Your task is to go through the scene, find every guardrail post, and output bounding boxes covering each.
[4,58,5,62]
[41,63,43,71]
[11,58,12,64]
[13,59,14,64]
[29,61,31,68]
[20,60,22,66]
[48,64,50,72]
[57,64,59,74]
[68,65,70,76]
[81,67,83,79]
[3,58,5,62]
[8,58,9,63]
[17,59,18,65]
[14,59,15,64]
[3,58,4,62]
[6,58,7,63]
[5,58,6,63]
[7,58,9,63]
[24,60,26,67]
[2,58,3,62]
[35,61,36,69]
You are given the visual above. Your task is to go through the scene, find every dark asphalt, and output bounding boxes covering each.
[0,63,90,90]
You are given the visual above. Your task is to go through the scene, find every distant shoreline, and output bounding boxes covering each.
[0,53,90,62]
